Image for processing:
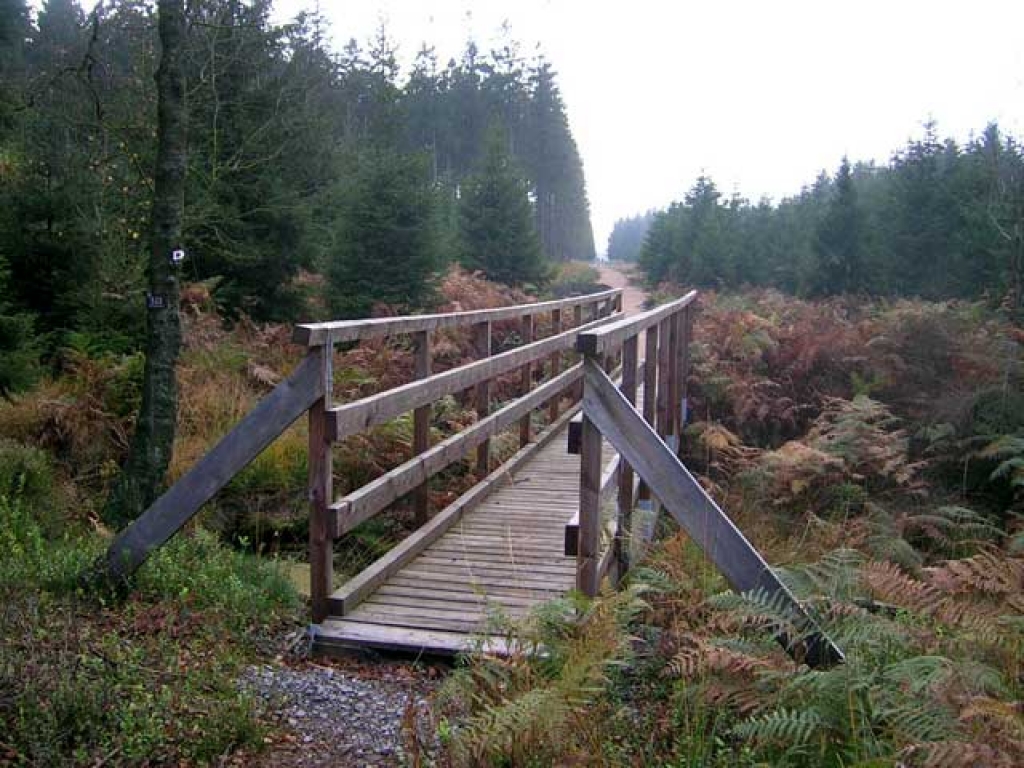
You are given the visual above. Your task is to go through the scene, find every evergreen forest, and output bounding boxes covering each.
[608,122,1023,314]
[0,0,595,395]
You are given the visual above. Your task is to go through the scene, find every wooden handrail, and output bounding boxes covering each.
[331,364,583,537]
[576,290,697,355]
[328,313,617,441]
[579,358,844,668]
[294,289,623,345]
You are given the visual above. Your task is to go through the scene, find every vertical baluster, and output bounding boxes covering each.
[308,340,333,622]
[519,314,534,447]
[548,307,562,423]
[472,320,491,476]
[577,365,602,597]
[616,335,638,579]
[412,330,431,524]
[638,323,659,501]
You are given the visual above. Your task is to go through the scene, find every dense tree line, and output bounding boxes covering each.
[0,0,595,391]
[634,122,1024,312]
[606,210,655,262]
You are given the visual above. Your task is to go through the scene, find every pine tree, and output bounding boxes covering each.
[813,157,865,295]
[458,131,547,286]
[327,147,440,318]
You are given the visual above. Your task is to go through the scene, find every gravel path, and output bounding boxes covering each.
[239,657,442,767]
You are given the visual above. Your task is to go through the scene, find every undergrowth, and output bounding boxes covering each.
[0,489,299,766]
[425,289,1024,767]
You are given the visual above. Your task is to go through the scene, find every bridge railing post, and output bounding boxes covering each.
[547,307,562,423]
[472,320,492,476]
[309,338,334,623]
[615,335,638,578]
[518,314,534,447]
[412,330,432,525]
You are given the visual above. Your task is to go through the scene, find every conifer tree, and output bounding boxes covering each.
[458,131,547,286]
[813,157,865,295]
[327,148,440,318]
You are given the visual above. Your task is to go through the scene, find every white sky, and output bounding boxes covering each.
[275,0,1024,255]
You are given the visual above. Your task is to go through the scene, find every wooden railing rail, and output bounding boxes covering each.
[577,357,844,668]
[293,289,622,346]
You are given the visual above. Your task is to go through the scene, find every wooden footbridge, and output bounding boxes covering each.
[104,286,842,666]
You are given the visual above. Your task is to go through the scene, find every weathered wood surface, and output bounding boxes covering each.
[318,413,621,653]
[328,313,616,442]
[328,407,581,616]
[105,353,323,581]
[412,330,431,524]
[331,365,582,537]
[580,359,844,668]
[294,289,622,345]
[576,290,697,355]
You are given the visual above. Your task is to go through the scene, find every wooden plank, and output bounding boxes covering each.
[400,567,570,592]
[473,320,492,475]
[328,406,579,615]
[576,412,602,596]
[581,359,844,668]
[104,353,322,582]
[386,573,563,599]
[413,558,575,577]
[363,596,531,619]
[375,584,543,609]
[328,315,612,441]
[678,304,693,457]
[331,365,582,536]
[412,330,431,525]
[519,314,534,447]
[576,290,697,355]
[314,619,511,656]
[295,288,623,346]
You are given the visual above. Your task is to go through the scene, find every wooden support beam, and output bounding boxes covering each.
[576,411,602,597]
[616,335,638,574]
[639,323,659,501]
[473,320,491,476]
[519,314,534,447]
[103,353,323,583]
[332,365,582,536]
[548,307,562,423]
[581,359,844,668]
[412,330,431,526]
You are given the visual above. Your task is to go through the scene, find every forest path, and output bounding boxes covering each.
[596,261,647,314]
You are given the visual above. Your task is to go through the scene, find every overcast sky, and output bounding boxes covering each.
[275,0,1024,255]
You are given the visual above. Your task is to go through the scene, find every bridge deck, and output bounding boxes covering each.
[316,420,615,655]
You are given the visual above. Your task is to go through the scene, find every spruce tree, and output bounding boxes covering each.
[328,147,440,318]
[458,132,547,286]
[813,157,865,295]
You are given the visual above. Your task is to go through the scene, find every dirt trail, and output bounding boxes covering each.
[596,262,647,315]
